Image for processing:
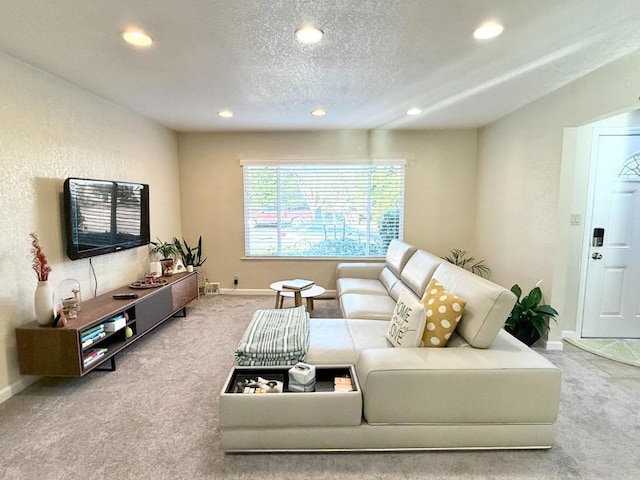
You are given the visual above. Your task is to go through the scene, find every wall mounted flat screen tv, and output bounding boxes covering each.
[64,177,150,260]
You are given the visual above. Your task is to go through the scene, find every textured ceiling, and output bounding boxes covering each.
[1,0,639,131]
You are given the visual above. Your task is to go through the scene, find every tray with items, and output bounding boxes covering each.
[219,364,361,428]
[128,278,167,289]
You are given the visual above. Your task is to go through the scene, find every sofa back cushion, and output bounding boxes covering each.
[432,262,516,348]
[400,250,442,297]
[385,240,417,277]
[378,266,400,293]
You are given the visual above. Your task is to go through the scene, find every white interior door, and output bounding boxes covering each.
[582,130,640,338]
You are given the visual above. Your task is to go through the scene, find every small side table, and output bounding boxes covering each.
[269,281,326,312]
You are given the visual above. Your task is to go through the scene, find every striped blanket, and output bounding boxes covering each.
[234,306,310,366]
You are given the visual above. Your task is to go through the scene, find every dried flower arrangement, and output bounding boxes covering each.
[30,232,52,281]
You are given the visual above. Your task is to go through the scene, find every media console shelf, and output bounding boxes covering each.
[15,271,198,377]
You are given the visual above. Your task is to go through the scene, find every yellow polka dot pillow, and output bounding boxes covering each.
[421,279,466,347]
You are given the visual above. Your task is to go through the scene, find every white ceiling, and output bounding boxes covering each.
[1,0,639,132]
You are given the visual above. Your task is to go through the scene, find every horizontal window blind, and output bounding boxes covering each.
[242,161,405,258]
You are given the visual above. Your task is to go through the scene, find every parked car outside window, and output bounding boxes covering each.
[248,206,314,227]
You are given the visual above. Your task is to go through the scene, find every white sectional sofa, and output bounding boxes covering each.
[220,240,561,452]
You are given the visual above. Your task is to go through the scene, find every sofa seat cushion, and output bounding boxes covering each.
[337,278,389,297]
[307,318,390,365]
[347,319,391,353]
[340,293,402,320]
[356,330,561,425]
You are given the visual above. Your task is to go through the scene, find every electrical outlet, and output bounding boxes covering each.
[233,275,239,285]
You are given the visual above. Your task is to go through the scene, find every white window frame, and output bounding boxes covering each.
[241,158,406,259]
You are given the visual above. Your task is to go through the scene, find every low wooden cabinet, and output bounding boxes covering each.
[15,272,198,377]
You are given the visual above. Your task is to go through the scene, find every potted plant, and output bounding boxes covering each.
[442,249,490,278]
[504,284,558,346]
[173,236,207,268]
[149,238,178,274]
[173,236,207,288]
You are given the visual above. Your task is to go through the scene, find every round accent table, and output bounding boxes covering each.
[269,281,326,312]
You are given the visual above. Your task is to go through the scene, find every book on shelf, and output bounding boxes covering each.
[80,326,105,343]
[83,348,108,366]
[282,279,315,291]
[104,315,126,332]
[334,376,354,392]
[81,331,106,348]
[81,323,105,337]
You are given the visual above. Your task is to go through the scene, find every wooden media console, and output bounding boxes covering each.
[15,271,198,377]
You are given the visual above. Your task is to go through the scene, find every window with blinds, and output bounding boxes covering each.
[242,160,405,258]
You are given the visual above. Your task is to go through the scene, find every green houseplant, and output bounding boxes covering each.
[149,238,178,260]
[505,284,558,346]
[173,236,207,267]
[442,249,490,278]
[173,236,207,289]
[149,238,178,274]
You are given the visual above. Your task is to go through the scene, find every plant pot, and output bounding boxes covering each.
[505,324,540,346]
[34,281,54,326]
[194,266,205,290]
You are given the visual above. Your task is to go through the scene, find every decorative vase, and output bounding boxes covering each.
[34,281,54,326]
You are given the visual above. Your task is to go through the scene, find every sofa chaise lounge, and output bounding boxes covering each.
[220,240,561,452]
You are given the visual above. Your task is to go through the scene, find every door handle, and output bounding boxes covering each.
[591,253,603,260]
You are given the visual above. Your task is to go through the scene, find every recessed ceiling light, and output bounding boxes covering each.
[295,25,324,44]
[121,29,153,47]
[406,107,422,116]
[218,110,234,118]
[473,22,504,40]
[311,108,326,117]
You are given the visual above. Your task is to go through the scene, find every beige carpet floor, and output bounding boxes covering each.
[1,294,640,480]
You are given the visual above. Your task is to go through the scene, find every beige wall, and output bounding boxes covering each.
[0,52,181,401]
[177,129,478,290]
[475,48,640,342]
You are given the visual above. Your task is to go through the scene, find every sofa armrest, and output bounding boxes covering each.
[355,334,561,425]
[336,262,385,280]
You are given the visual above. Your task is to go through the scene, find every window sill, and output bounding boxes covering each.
[241,256,385,261]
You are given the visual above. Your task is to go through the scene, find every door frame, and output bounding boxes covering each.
[575,126,640,338]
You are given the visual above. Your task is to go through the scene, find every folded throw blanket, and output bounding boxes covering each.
[235,306,310,366]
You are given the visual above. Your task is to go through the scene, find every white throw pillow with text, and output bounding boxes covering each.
[385,290,427,347]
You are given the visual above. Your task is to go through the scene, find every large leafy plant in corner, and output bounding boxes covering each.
[505,284,558,346]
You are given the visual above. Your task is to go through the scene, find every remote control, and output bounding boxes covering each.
[112,293,138,299]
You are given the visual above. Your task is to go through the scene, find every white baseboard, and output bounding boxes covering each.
[562,330,578,340]
[218,288,337,299]
[219,288,272,296]
[544,340,564,351]
[0,375,39,404]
